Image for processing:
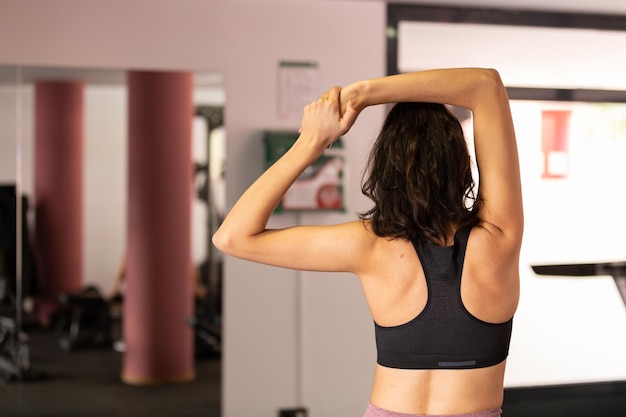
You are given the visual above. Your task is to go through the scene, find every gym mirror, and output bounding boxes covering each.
[0,65,223,416]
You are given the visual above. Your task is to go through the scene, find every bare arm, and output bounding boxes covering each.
[212,87,363,271]
[341,68,523,244]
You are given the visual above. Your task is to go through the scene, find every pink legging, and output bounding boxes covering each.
[364,403,502,417]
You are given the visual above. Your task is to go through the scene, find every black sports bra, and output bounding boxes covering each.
[374,227,513,369]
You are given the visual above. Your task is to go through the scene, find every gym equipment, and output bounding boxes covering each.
[0,315,33,382]
[54,286,112,351]
[189,259,222,357]
[532,261,626,306]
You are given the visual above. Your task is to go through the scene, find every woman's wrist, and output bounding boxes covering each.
[341,80,369,113]
[291,134,327,165]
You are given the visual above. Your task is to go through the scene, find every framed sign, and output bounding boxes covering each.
[264,131,345,212]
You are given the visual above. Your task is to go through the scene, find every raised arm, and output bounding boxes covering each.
[341,68,523,243]
[212,87,362,271]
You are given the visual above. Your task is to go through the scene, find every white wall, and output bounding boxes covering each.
[82,85,128,292]
[205,3,386,416]
[2,1,626,417]
[509,101,626,386]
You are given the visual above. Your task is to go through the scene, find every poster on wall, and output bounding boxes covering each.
[264,131,345,212]
[277,61,320,121]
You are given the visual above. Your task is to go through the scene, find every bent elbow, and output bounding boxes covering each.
[467,68,508,110]
[212,229,234,254]
[213,226,261,259]
[478,67,501,82]
[483,68,507,93]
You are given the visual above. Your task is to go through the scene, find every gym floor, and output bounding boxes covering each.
[3,326,625,417]
[0,328,221,417]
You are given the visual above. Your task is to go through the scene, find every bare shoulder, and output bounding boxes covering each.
[303,219,382,273]
[348,221,417,276]
[465,222,522,288]
[347,220,387,264]
[463,223,521,313]
[469,221,522,258]
[337,219,379,250]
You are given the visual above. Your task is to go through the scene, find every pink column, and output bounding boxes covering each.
[122,71,194,385]
[34,81,84,301]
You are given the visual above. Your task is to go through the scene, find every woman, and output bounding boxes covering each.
[213,68,523,417]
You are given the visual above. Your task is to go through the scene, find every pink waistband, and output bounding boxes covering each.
[364,403,502,417]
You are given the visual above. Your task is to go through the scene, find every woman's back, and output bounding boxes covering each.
[357,223,519,415]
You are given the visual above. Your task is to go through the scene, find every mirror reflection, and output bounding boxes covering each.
[0,65,223,416]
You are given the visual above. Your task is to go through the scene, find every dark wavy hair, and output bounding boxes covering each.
[359,102,481,243]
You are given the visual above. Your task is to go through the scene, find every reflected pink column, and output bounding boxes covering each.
[122,71,194,385]
[34,82,84,303]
